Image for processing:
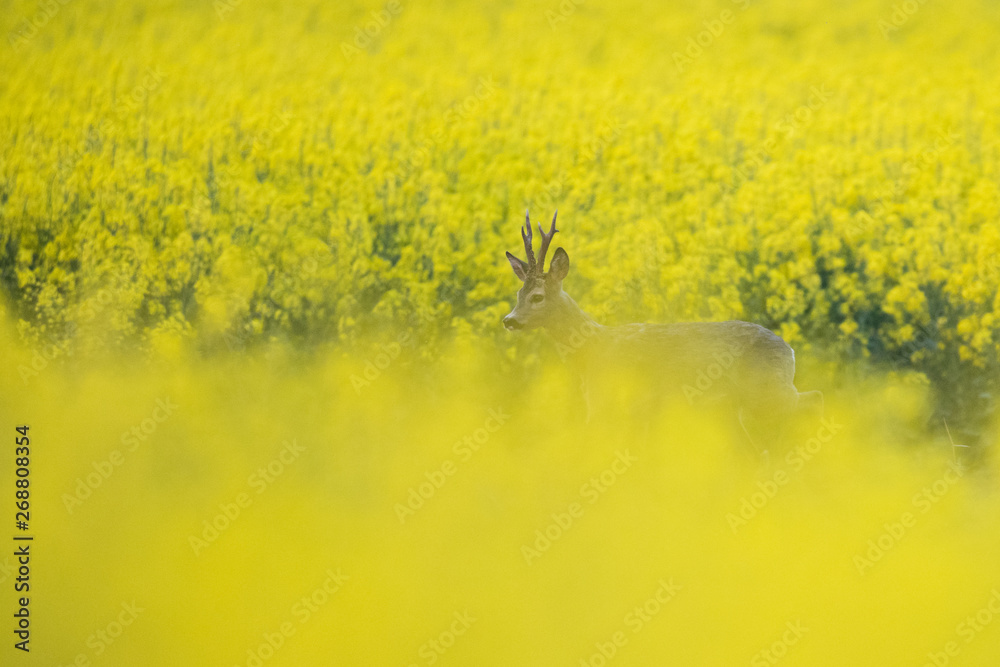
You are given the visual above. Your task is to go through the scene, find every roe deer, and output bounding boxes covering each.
[502,211,823,455]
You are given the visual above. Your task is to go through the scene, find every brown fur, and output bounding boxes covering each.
[503,212,823,455]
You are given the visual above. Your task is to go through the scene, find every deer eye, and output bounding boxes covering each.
[530,294,544,303]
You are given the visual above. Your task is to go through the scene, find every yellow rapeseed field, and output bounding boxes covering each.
[1,0,1000,664]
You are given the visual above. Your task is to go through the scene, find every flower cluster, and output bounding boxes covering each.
[0,0,997,396]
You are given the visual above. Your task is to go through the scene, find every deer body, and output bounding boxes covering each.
[503,211,822,453]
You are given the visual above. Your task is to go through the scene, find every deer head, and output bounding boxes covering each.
[503,210,571,331]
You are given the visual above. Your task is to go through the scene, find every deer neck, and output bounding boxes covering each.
[545,292,605,348]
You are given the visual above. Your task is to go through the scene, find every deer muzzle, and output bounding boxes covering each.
[502,314,523,331]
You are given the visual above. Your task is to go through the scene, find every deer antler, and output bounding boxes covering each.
[518,210,559,275]
[535,211,558,272]
[521,209,536,272]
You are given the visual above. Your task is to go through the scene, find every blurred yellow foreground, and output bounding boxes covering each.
[2,332,999,667]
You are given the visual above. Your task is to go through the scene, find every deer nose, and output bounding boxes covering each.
[503,315,522,330]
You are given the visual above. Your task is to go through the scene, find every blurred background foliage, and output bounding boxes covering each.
[1,0,999,444]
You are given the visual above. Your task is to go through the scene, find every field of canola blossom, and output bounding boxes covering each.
[3,0,1000,435]
[2,0,1000,665]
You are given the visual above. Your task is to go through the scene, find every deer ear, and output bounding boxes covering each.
[549,247,569,281]
[506,251,529,282]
